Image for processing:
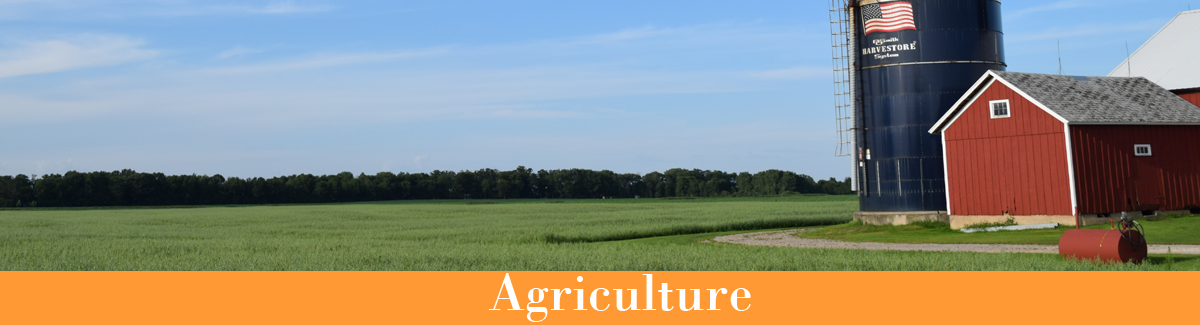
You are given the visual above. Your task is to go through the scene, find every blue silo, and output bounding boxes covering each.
[850,0,1006,212]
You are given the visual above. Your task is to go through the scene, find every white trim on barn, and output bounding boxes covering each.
[1135,144,1153,156]
[941,132,952,216]
[1064,124,1079,216]
[930,71,1072,134]
[940,78,999,135]
[1072,122,1200,126]
[989,75,1071,124]
[989,99,1012,119]
[930,71,997,134]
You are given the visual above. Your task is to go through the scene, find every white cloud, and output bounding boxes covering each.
[201,49,445,74]
[0,34,156,79]
[147,2,335,17]
[559,23,801,48]
[1007,20,1164,42]
[0,63,758,127]
[1007,1,1094,19]
[0,21,835,178]
[0,0,53,4]
[250,2,332,14]
[0,1,334,20]
[0,22,808,126]
[752,66,828,80]
[581,26,676,44]
[217,47,264,59]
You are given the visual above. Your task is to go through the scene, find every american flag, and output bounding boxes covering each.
[862,1,916,35]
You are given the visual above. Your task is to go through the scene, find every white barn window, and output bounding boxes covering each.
[1135,144,1152,156]
[990,100,1011,119]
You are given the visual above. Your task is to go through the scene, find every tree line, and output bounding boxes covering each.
[0,167,853,208]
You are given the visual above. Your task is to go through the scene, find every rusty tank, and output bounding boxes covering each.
[1059,215,1148,264]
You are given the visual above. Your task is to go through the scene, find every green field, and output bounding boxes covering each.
[801,216,1200,245]
[0,196,1190,271]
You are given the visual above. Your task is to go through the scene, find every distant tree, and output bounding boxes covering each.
[0,167,851,207]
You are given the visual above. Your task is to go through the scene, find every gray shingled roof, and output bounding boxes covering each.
[993,70,1200,124]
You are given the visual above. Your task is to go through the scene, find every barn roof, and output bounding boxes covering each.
[930,70,1200,134]
[1110,10,1200,90]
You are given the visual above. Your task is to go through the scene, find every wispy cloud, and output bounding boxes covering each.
[146,2,336,17]
[0,1,335,20]
[1007,20,1164,42]
[1007,1,1094,19]
[201,49,445,74]
[0,20,837,178]
[0,21,813,127]
[0,22,810,127]
[752,66,828,80]
[560,23,801,48]
[0,34,156,79]
[249,2,332,14]
[217,47,264,59]
[413,155,429,169]
[579,26,677,44]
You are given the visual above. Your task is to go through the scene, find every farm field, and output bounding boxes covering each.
[801,216,1200,245]
[0,196,1189,271]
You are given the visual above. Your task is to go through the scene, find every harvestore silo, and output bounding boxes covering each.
[830,0,1005,218]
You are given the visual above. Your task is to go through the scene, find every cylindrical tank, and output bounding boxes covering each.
[851,0,1005,212]
[1059,229,1148,264]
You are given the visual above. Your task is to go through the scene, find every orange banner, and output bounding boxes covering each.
[0,272,1195,324]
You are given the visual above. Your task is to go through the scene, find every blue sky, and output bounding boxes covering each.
[1,0,1195,179]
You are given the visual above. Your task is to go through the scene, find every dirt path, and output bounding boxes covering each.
[711,229,1200,255]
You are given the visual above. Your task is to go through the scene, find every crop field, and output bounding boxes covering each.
[0,196,1187,271]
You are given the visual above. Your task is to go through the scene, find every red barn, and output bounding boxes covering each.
[1177,88,1200,107]
[929,71,1200,229]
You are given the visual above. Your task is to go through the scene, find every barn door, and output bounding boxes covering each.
[1131,157,1163,211]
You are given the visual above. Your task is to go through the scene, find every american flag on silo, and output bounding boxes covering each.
[862,1,916,35]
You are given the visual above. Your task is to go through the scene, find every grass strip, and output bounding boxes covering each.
[543,217,848,243]
[801,215,1200,245]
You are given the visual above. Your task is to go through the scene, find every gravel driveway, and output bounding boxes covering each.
[711,228,1200,255]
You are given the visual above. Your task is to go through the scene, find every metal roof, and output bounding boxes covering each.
[1110,10,1200,90]
[931,71,1200,133]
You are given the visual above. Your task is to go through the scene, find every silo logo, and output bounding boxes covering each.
[861,0,916,35]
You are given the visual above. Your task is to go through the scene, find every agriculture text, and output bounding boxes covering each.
[490,273,752,323]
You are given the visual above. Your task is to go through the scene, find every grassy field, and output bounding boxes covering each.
[800,216,1200,245]
[0,196,1190,271]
